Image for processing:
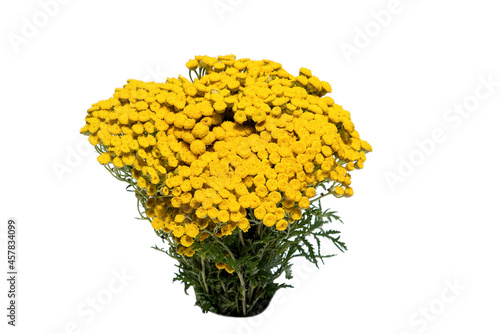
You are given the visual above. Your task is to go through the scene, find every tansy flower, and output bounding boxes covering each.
[173,225,185,238]
[213,101,227,112]
[221,224,232,236]
[201,56,217,67]
[190,140,206,155]
[180,235,194,247]
[199,232,210,242]
[137,177,147,189]
[254,206,267,220]
[214,62,226,71]
[147,184,157,196]
[207,207,219,219]
[82,54,371,244]
[268,191,282,204]
[275,208,286,220]
[177,246,186,256]
[122,153,135,165]
[218,210,230,223]
[196,207,207,218]
[308,76,322,91]
[305,187,316,198]
[317,80,331,93]
[290,208,302,221]
[334,186,344,196]
[192,123,209,138]
[97,152,111,165]
[248,194,261,208]
[186,59,198,70]
[298,197,310,209]
[171,197,182,208]
[304,162,315,174]
[151,217,164,230]
[181,193,192,204]
[266,179,278,192]
[289,179,301,190]
[227,80,240,90]
[228,200,240,212]
[263,213,277,227]
[239,195,252,208]
[252,110,266,123]
[299,68,312,77]
[131,123,144,135]
[275,219,288,231]
[238,218,250,232]
[185,224,200,238]
[255,185,268,198]
[253,174,266,186]
[184,247,196,257]
[171,186,182,197]
[234,111,247,124]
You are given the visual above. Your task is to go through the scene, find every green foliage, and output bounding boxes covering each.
[152,200,346,317]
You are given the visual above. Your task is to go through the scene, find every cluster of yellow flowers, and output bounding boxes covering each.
[80,55,371,267]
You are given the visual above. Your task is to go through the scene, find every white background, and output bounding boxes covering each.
[1,0,499,333]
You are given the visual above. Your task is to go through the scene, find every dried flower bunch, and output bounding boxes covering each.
[81,55,371,316]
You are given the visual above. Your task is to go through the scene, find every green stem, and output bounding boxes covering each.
[247,282,255,309]
[237,272,247,316]
[207,230,248,315]
[239,230,246,247]
[310,190,334,204]
[257,221,263,239]
[200,258,209,294]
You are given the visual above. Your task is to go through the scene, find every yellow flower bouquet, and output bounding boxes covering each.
[80,55,371,317]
